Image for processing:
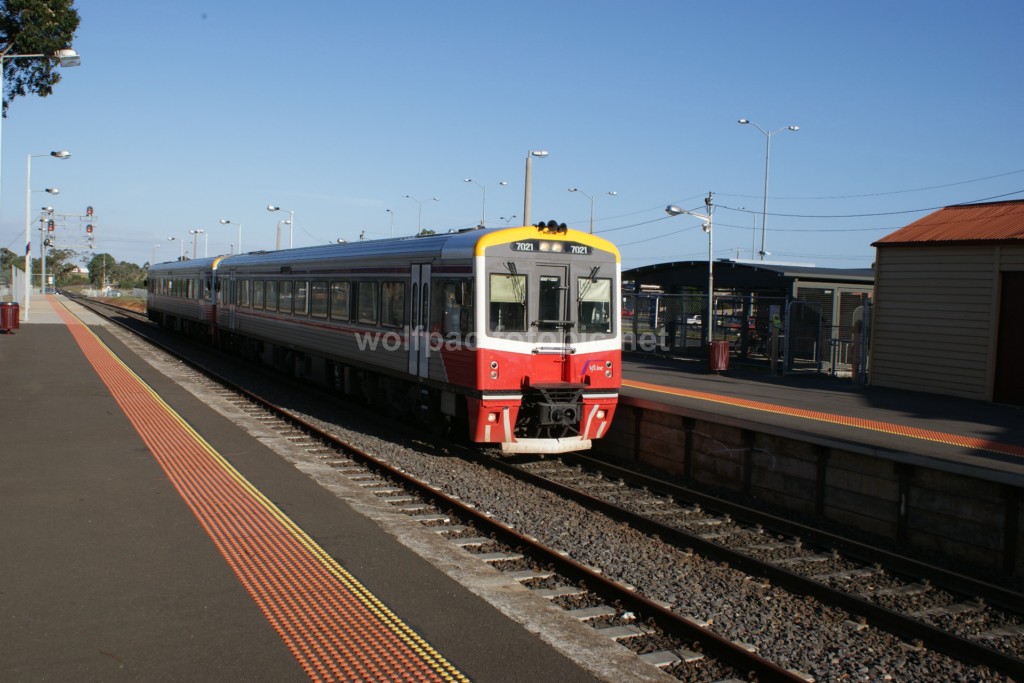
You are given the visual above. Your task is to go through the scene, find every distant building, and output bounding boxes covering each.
[871,200,1024,404]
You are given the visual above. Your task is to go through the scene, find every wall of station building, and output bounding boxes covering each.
[870,243,1024,402]
[597,400,1024,578]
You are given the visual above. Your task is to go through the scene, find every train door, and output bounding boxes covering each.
[408,264,432,378]
[226,270,237,330]
[537,265,574,381]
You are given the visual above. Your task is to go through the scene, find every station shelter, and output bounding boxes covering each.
[622,259,874,378]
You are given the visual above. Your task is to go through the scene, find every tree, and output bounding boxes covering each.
[85,252,146,290]
[1,245,20,286]
[0,0,81,117]
[87,252,114,288]
[45,246,76,284]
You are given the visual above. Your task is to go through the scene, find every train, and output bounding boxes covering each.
[146,222,621,454]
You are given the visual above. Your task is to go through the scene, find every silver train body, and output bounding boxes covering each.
[147,224,621,454]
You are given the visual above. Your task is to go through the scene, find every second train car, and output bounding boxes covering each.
[147,222,621,454]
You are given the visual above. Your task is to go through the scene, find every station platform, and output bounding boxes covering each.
[1,295,628,683]
[620,353,1024,484]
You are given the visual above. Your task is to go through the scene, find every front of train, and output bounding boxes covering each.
[468,222,620,454]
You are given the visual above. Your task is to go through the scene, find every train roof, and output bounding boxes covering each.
[148,224,620,275]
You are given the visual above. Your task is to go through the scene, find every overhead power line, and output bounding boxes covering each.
[716,168,1024,201]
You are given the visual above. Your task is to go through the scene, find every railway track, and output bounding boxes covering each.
[502,453,1024,676]
[69,294,1022,681]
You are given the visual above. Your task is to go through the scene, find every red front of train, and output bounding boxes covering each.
[456,224,621,454]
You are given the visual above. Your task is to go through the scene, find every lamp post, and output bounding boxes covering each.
[463,179,507,227]
[403,195,438,233]
[168,236,182,261]
[276,220,290,250]
[39,207,55,295]
[738,118,798,261]
[522,150,548,227]
[219,219,241,254]
[386,208,394,236]
[568,187,617,234]
[0,49,80,212]
[189,229,206,259]
[22,150,70,321]
[267,205,294,248]
[151,243,161,264]
[500,215,517,225]
[665,192,715,345]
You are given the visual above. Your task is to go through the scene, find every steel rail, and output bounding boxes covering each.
[492,452,1024,680]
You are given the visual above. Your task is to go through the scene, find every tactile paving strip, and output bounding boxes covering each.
[53,299,468,683]
[624,379,1024,459]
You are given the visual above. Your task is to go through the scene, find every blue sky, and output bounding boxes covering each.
[2,0,1022,271]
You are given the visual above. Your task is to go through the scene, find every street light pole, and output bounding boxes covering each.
[267,205,294,248]
[568,187,617,234]
[464,179,507,227]
[0,49,80,213]
[189,229,205,259]
[22,150,70,321]
[522,150,548,227]
[276,220,291,250]
[39,207,54,295]
[738,119,798,261]
[403,195,438,233]
[386,208,394,236]
[219,219,241,254]
[665,192,714,345]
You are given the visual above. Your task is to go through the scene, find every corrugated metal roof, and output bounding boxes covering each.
[873,200,1024,246]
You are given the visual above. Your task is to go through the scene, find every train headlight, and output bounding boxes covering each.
[490,360,499,369]
[487,412,499,423]
[596,409,606,420]
[490,371,499,380]
[605,370,613,378]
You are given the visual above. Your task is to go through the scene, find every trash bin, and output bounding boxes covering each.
[0,302,19,333]
[709,339,729,372]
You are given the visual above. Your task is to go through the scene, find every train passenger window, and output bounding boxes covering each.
[421,284,429,330]
[239,280,251,308]
[381,282,405,328]
[278,280,293,314]
[294,281,308,316]
[489,274,526,332]
[203,278,212,301]
[357,282,378,324]
[253,281,265,309]
[577,277,613,334]
[330,282,350,321]
[265,280,278,312]
[435,280,474,336]
[310,281,328,318]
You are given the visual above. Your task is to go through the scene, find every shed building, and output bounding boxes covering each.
[871,200,1024,405]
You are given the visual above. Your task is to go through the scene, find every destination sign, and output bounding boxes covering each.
[510,240,593,255]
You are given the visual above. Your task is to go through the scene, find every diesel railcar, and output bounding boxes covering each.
[147,222,620,454]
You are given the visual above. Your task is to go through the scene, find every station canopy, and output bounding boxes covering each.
[623,260,874,295]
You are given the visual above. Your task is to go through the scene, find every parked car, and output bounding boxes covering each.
[719,316,756,331]
[686,314,701,325]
